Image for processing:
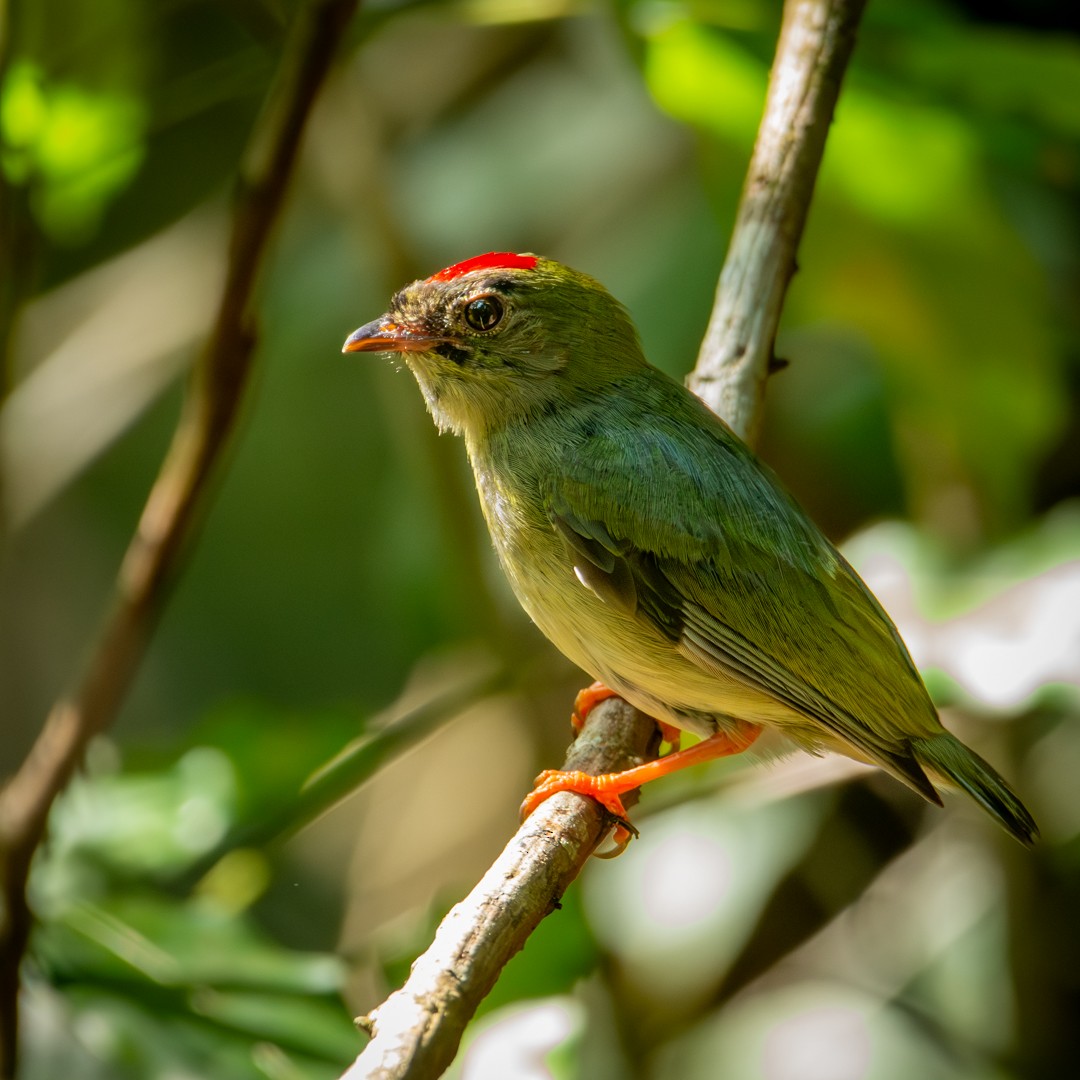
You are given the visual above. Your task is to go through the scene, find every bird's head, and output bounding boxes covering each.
[343,253,645,438]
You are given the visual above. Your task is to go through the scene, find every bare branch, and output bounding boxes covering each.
[344,698,659,1080]
[688,0,869,447]
[341,1,869,1076]
[0,1,359,1073]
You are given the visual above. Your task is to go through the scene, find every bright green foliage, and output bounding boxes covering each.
[27,745,361,1079]
[1,61,146,241]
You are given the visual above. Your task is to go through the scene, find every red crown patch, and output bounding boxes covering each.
[428,252,538,282]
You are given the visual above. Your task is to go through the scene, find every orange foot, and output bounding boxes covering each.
[520,715,761,854]
[572,682,682,751]
[570,681,617,733]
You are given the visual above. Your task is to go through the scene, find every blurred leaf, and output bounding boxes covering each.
[1,61,147,242]
[823,92,981,230]
[190,988,360,1060]
[36,893,345,994]
[582,794,827,1011]
[37,747,238,887]
[23,982,351,1080]
[643,18,766,148]
[844,506,1080,714]
[447,998,587,1080]
[26,885,356,1076]
[183,652,505,872]
[658,979,1010,1080]
[1,207,226,525]
[899,24,1080,139]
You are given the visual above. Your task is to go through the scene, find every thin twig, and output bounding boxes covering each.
[0,2,359,1073]
[341,0,868,1076]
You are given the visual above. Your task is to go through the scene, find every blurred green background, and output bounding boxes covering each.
[2,0,1079,1077]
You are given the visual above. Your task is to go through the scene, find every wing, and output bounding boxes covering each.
[545,380,942,802]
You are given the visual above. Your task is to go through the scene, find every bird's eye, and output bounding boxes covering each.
[464,295,504,332]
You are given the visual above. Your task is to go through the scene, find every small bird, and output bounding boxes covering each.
[344,252,1037,847]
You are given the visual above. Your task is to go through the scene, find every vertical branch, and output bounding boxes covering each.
[0,2,359,1074]
[342,0,868,1077]
[688,0,869,447]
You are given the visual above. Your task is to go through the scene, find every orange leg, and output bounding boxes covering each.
[520,721,762,850]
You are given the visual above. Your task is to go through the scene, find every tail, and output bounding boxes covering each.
[912,733,1038,847]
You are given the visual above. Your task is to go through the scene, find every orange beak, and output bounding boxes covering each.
[341,317,444,354]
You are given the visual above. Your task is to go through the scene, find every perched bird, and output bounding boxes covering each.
[343,252,1037,847]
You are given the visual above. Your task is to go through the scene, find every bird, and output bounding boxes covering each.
[343,252,1037,848]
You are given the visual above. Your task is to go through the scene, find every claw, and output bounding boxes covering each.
[595,818,639,859]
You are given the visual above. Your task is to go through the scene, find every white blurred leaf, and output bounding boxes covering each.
[1,206,226,528]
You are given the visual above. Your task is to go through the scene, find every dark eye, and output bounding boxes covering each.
[464,295,504,332]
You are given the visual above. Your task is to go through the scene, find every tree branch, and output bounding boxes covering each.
[688,0,868,447]
[0,2,359,1074]
[341,0,868,1076]
[344,699,659,1080]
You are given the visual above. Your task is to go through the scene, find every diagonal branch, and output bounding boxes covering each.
[341,0,868,1076]
[344,699,659,1080]
[0,2,359,1074]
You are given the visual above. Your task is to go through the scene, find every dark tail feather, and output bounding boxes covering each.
[912,733,1038,847]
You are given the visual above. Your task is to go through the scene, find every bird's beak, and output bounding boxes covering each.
[342,317,443,354]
